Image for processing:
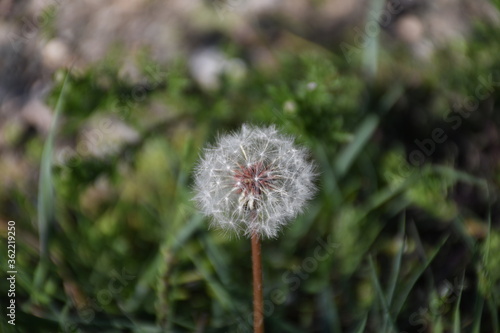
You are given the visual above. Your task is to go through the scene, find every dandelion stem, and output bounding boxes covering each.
[251,231,264,333]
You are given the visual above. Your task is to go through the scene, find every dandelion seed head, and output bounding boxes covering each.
[193,124,317,238]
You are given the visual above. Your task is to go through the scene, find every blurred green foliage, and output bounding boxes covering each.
[1,13,500,333]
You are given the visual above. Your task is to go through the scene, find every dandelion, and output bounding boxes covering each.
[194,124,316,238]
[193,124,316,333]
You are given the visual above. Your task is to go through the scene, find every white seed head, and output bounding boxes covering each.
[193,124,317,238]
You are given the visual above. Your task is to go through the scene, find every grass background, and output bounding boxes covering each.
[1,3,500,332]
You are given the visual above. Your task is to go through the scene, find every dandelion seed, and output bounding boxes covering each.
[193,124,317,238]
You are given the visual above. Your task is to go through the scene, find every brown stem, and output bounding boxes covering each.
[251,232,264,333]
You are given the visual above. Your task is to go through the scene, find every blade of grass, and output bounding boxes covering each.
[381,215,406,333]
[391,235,449,316]
[487,298,499,333]
[483,183,499,333]
[432,316,444,333]
[344,170,419,279]
[37,71,70,257]
[314,143,341,203]
[33,70,70,300]
[126,205,202,326]
[452,270,465,333]
[369,255,398,333]
[386,214,406,306]
[318,286,342,333]
[353,172,419,225]
[471,295,484,333]
[334,114,379,178]
[432,165,488,188]
[471,186,491,333]
[361,181,405,214]
[350,313,368,333]
[362,0,385,79]
[150,209,203,328]
[451,216,476,251]
[199,233,231,285]
[333,84,403,179]
[185,244,233,310]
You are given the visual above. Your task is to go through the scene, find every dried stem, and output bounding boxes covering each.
[251,231,264,333]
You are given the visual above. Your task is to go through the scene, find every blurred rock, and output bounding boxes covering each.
[189,47,247,90]
[395,15,424,44]
[77,116,140,159]
[42,38,72,70]
[0,0,13,17]
[20,99,53,134]
[56,0,187,66]
[118,59,144,85]
[189,48,226,90]
[0,0,28,19]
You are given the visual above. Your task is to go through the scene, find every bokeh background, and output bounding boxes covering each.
[1,0,500,332]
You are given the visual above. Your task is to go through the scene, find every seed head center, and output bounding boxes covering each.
[233,161,275,211]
